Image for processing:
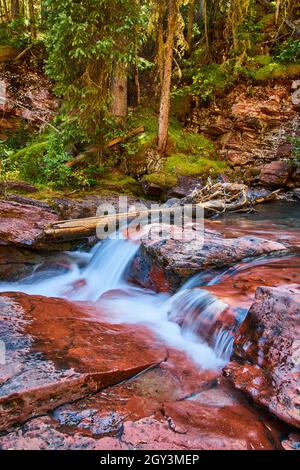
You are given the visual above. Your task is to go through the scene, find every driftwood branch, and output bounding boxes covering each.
[182,180,280,215]
[66,126,145,169]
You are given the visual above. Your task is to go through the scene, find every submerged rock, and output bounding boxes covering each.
[0,293,166,432]
[131,226,287,292]
[224,285,300,429]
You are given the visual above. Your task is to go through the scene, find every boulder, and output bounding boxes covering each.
[131,227,287,292]
[0,293,166,432]
[0,200,59,248]
[0,246,44,281]
[259,161,291,188]
[167,176,202,199]
[224,286,300,429]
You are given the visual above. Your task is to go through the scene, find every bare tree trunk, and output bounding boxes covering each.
[111,62,128,122]
[28,0,36,38]
[187,0,195,53]
[157,0,177,155]
[11,0,19,19]
[1,0,9,22]
[203,0,209,47]
[275,0,281,25]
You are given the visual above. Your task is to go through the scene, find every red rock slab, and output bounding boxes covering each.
[224,286,300,429]
[0,292,167,432]
[206,255,300,310]
[0,200,59,248]
[97,380,284,450]
[0,348,288,450]
[131,226,287,292]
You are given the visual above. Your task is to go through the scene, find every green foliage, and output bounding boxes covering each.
[46,0,146,140]
[174,63,235,102]
[291,137,300,168]
[6,132,97,189]
[276,39,300,63]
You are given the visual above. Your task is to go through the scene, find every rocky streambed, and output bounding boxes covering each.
[0,197,299,450]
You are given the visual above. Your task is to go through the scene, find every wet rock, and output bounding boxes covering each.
[0,246,44,281]
[0,293,166,432]
[141,179,162,198]
[259,161,292,188]
[131,227,287,292]
[224,286,300,429]
[167,176,202,199]
[0,348,284,450]
[0,200,59,248]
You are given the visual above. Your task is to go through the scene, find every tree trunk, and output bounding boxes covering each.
[157,0,177,155]
[111,62,128,122]
[187,0,195,53]
[1,0,10,22]
[28,0,36,38]
[11,0,19,19]
[275,0,280,25]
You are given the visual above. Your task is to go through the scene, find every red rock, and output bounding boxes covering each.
[0,200,59,248]
[206,256,300,310]
[167,176,202,199]
[259,161,291,188]
[131,227,287,292]
[224,286,300,429]
[192,84,299,168]
[0,349,285,450]
[0,293,166,432]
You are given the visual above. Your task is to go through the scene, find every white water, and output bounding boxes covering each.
[0,236,235,369]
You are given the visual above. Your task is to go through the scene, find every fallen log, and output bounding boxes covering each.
[43,183,280,242]
[43,205,195,242]
[65,126,145,169]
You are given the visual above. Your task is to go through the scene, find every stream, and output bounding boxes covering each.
[0,201,299,371]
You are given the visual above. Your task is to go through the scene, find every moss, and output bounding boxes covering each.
[259,13,276,32]
[11,142,47,160]
[248,55,273,67]
[143,173,177,189]
[175,133,215,157]
[254,62,300,81]
[0,45,19,62]
[165,153,228,179]
[98,171,143,196]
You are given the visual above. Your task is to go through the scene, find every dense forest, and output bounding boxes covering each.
[0,0,299,196]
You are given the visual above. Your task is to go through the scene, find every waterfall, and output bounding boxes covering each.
[0,236,238,369]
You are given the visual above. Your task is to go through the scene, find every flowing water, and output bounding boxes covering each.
[0,201,299,370]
